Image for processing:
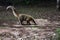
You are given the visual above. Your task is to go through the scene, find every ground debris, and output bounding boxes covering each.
[0,27,56,40]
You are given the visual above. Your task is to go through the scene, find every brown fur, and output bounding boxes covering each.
[6,6,37,25]
[18,14,37,25]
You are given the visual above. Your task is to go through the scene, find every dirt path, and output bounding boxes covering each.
[0,27,56,40]
[0,19,57,40]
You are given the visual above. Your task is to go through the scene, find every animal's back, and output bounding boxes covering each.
[19,14,34,21]
[19,14,33,18]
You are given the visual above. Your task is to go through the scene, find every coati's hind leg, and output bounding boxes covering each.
[17,18,20,24]
[19,17,25,25]
[17,20,23,25]
[20,20,25,25]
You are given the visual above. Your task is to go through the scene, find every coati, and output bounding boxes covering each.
[6,6,37,25]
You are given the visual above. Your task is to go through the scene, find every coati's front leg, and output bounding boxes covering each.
[31,19,37,25]
[27,20,31,25]
[27,18,37,25]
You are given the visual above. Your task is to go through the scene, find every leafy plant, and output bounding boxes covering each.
[55,28,60,40]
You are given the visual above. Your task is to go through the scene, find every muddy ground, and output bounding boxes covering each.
[0,6,59,40]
